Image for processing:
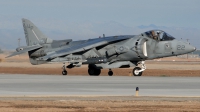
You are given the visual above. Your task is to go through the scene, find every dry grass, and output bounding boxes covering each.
[0,100,200,112]
[0,67,200,77]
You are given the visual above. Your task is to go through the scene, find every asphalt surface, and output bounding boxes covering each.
[0,74,200,96]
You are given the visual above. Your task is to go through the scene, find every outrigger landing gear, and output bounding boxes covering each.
[132,61,146,76]
[62,63,67,75]
[108,69,113,76]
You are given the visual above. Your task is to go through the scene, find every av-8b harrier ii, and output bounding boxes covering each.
[7,19,196,76]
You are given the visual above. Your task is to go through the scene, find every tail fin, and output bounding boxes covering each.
[22,18,52,46]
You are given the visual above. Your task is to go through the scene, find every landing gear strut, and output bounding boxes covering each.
[88,65,101,76]
[133,61,146,76]
[62,63,67,75]
[108,69,113,76]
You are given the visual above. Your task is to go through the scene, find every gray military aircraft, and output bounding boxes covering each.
[7,19,196,76]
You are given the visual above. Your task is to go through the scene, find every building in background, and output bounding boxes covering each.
[177,49,200,58]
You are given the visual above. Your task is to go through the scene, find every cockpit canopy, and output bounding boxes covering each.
[142,30,175,41]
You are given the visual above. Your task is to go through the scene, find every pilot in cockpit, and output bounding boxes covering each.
[151,31,159,40]
[143,30,175,41]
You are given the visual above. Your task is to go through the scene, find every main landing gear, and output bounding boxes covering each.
[132,61,146,76]
[62,63,67,75]
[88,65,101,76]
[88,65,114,76]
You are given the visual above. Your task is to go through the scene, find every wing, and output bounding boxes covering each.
[39,36,132,61]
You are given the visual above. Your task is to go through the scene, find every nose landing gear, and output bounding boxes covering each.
[132,61,146,76]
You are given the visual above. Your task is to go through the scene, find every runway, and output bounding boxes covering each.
[0,74,200,96]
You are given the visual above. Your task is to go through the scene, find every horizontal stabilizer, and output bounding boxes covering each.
[6,45,42,58]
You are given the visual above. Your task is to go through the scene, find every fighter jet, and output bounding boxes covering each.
[7,19,196,76]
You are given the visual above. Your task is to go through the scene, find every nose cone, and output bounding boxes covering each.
[186,44,196,53]
[193,47,196,51]
[175,40,196,55]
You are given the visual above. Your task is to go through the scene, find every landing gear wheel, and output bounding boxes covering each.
[62,70,67,75]
[95,69,101,76]
[108,71,113,76]
[88,68,101,76]
[62,63,67,75]
[133,67,142,76]
[88,68,95,76]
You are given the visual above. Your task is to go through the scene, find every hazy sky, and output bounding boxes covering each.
[0,0,200,49]
[1,0,200,28]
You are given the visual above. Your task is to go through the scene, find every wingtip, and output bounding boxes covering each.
[5,54,16,58]
[5,55,12,58]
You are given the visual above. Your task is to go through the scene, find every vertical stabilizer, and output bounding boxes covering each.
[22,18,52,46]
